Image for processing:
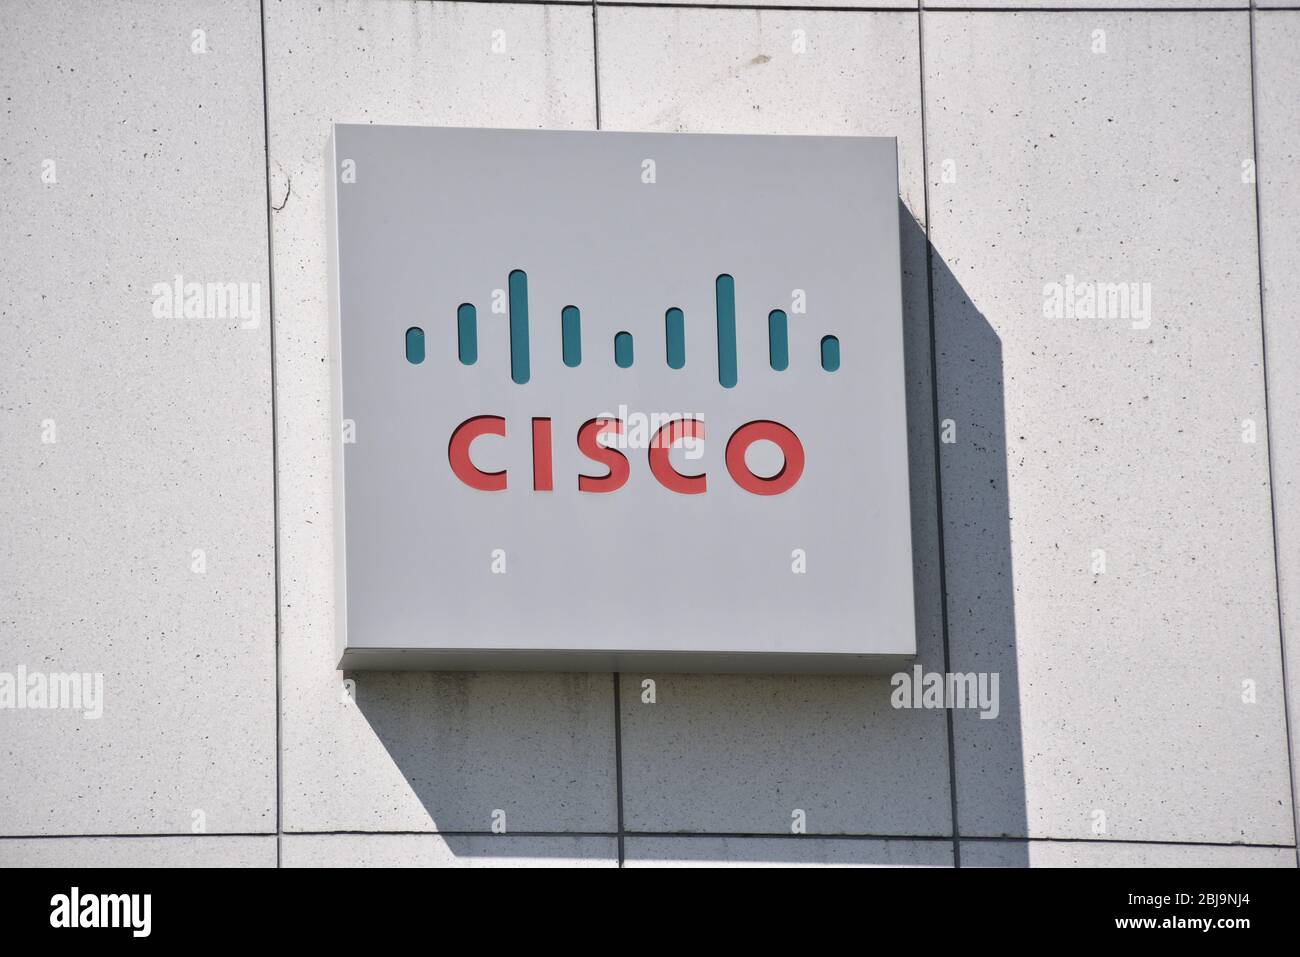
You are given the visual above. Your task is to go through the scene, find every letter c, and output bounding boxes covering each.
[648,418,706,494]
[449,415,507,491]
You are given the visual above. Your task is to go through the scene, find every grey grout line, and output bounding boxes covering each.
[427,1,1259,11]
[627,833,1299,849]
[256,0,284,872]
[1246,0,1300,871]
[954,835,1298,849]
[0,834,281,841]
[578,2,923,8]
[917,4,1249,11]
[283,831,619,838]
[620,832,956,841]
[4,832,1296,851]
[916,6,962,870]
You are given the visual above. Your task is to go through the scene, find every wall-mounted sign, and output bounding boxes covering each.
[328,125,916,672]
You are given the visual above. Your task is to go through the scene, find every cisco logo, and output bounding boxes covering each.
[329,125,916,670]
[406,270,842,496]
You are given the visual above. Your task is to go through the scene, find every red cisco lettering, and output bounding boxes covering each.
[449,416,803,496]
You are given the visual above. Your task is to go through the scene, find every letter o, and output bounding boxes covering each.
[725,420,804,496]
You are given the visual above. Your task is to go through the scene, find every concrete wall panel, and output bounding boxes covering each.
[923,10,1292,844]
[0,0,276,836]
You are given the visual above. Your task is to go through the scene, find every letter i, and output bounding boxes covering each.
[532,418,553,491]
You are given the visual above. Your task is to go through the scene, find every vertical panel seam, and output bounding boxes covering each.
[917,2,963,869]
[257,0,284,869]
[1246,0,1300,868]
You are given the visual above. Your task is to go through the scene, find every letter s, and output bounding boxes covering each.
[577,418,629,493]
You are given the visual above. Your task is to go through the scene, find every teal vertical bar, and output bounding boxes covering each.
[820,334,841,372]
[456,304,477,365]
[665,307,685,369]
[405,326,425,364]
[768,310,788,371]
[562,305,582,367]
[508,269,530,384]
[715,274,737,388]
[614,331,634,368]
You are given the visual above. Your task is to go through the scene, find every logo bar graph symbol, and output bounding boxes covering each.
[406,270,843,381]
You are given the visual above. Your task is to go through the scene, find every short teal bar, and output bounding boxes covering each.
[562,305,582,367]
[456,304,477,365]
[665,307,685,369]
[768,310,788,371]
[614,331,634,369]
[405,326,425,365]
[820,334,840,372]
